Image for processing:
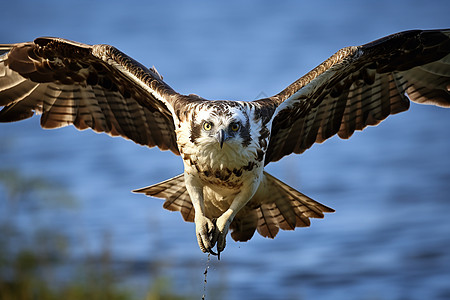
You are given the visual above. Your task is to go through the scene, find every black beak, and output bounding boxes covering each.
[216,129,226,148]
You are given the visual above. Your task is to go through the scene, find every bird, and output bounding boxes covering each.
[1,29,449,257]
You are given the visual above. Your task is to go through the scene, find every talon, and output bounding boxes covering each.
[208,248,218,256]
[210,218,218,245]
[213,215,230,254]
[217,234,226,253]
[195,216,217,254]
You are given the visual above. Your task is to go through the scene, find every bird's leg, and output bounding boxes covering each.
[184,173,217,254]
[212,188,256,254]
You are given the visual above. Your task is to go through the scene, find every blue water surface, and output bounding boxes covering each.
[1,1,450,299]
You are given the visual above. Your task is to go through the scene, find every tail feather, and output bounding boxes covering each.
[256,202,280,238]
[133,174,195,222]
[230,171,334,241]
[134,172,334,243]
[229,209,258,242]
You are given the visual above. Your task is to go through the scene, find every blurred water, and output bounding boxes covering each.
[1,1,450,299]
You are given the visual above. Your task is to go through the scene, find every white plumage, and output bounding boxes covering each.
[1,29,449,256]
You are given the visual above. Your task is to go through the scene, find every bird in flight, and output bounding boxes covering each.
[1,29,449,257]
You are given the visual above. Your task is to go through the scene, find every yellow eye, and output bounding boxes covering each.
[230,123,240,132]
[203,121,213,131]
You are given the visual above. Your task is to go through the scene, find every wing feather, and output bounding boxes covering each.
[263,29,450,164]
[0,37,184,154]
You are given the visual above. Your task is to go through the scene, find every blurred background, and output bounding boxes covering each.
[1,1,449,299]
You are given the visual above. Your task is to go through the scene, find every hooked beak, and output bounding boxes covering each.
[216,129,227,148]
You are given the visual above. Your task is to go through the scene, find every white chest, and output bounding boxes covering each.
[183,140,262,189]
[174,101,269,201]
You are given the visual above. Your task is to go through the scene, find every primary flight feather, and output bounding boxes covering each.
[1,29,449,256]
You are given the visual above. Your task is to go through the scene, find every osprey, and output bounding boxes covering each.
[1,29,449,256]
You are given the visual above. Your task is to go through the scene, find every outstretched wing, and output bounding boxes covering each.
[0,37,182,154]
[263,29,450,164]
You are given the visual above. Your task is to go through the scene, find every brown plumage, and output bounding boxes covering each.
[0,37,180,153]
[134,172,333,242]
[1,29,449,255]
[265,29,450,163]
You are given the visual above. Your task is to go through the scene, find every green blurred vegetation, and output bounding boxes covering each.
[0,169,194,300]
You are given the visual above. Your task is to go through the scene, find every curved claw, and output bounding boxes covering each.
[195,216,227,260]
[216,233,227,253]
[195,216,217,254]
[213,215,231,255]
[208,248,219,256]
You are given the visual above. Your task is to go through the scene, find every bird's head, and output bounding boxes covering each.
[189,103,251,150]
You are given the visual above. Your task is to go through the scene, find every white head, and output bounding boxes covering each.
[189,102,251,150]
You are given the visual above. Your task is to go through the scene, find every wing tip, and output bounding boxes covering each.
[34,37,92,49]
